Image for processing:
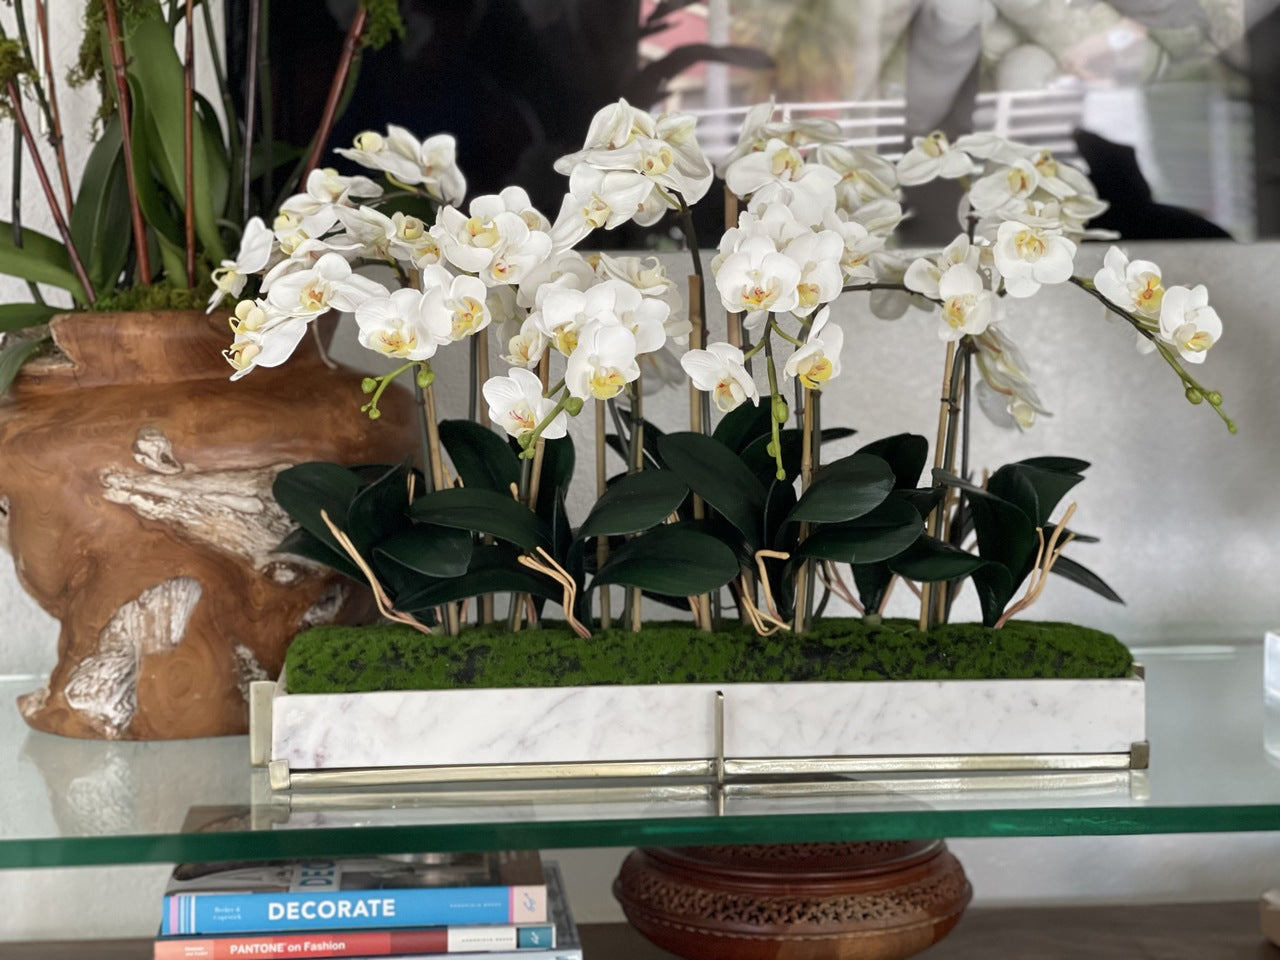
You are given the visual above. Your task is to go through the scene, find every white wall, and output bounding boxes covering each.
[2,1,1278,938]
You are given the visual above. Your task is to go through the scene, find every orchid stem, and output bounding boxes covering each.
[100,0,151,287]
[301,5,368,184]
[182,0,197,287]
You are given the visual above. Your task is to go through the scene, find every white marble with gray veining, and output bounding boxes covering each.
[270,676,1145,770]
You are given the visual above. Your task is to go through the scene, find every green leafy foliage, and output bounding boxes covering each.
[657,432,767,546]
[594,522,741,596]
[0,224,87,301]
[0,336,47,395]
[578,471,689,540]
[440,419,521,493]
[797,496,923,565]
[68,115,131,296]
[410,488,549,552]
[0,303,59,334]
[785,453,895,524]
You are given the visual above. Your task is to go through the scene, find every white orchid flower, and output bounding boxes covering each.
[726,138,840,227]
[973,327,1049,430]
[846,197,909,238]
[334,205,398,261]
[1093,247,1164,318]
[1158,285,1221,363]
[717,98,843,175]
[388,212,443,268]
[259,236,359,293]
[781,229,845,316]
[208,217,275,312]
[484,368,567,441]
[279,168,382,237]
[416,264,493,342]
[548,165,655,249]
[783,307,843,390]
[485,282,519,330]
[713,205,808,273]
[605,280,671,355]
[433,201,553,287]
[517,249,596,308]
[594,254,687,342]
[416,134,468,204]
[556,98,657,161]
[992,220,1076,298]
[713,234,803,321]
[266,252,388,320]
[904,234,976,300]
[968,159,1040,214]
[952,132,1029,166]
[565,322,641,401]
[223,299,309,380]
[867,251,919,320]
[354,288,449,360]
[335,126,428,185]
[895,131,977,187]
[1029,150,1096,201]
[503,314,549,369]
[821,210,885,286]
[814,143,901,214]
[652,112,713,203]
[937,263,996,341]
[681,341,760,412]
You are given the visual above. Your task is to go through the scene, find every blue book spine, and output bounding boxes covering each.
[160,886,545,935]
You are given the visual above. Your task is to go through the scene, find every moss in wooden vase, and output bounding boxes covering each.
[283,619,1134,694]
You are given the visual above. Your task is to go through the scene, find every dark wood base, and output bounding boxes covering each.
[614,842,972,960]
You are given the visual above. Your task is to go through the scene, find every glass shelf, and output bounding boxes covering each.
[3,642,1279,869]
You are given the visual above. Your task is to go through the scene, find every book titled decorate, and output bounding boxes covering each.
[159,852,546,936]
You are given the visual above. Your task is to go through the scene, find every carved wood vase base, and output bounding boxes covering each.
[614,842,972,960]
[0,311,412,740]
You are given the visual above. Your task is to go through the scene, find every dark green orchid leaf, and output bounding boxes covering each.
[409,488,548,552]
[395,545,559,611]
[712,399,771,453]
[0,224,86,301]
[785,453,894,525]
[1020,456,1091,474]
[657,432,766,546]
[578,470,689,540]
[851,561,894,614]
[0,303,60,333]
[856,433,929,489]
[273,527,363,582]
[763,477,799,552]
[796,497,923,565]
[593,523,740,596]
[1050,553,1124,604]
[68,114,130,295]
[740,426,856,482]
[273,462,363,554]
[374,524,474,579]
[440,419,521,494]
[603,416,666,470]
[970,562,1015,627]
[889,537,987,582]
[989,461,1085,527]
[968,494,1039,585]
[346,461,413,553]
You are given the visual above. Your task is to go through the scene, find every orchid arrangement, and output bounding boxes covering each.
[227,98,1232,640]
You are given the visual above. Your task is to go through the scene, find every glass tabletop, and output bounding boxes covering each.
[3,641,1278,868]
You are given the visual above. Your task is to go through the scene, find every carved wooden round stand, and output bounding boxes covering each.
[0,310,412,740]
[615,842,971,960]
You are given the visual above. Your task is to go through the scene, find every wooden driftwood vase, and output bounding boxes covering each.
[0,310,412,740]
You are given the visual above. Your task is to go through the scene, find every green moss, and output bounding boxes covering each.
[284,619,1134,694]
[92,279,214,312]
[0,40,33,118]
[361,0,407,50]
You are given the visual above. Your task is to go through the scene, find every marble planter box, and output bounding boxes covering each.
[252,670,1147,791]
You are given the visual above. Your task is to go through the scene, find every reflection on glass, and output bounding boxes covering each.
[1266,631,1280,762]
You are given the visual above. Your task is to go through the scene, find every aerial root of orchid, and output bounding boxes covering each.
[993,503,1079,630]
[517,548,591,640]
[320,510,432,636]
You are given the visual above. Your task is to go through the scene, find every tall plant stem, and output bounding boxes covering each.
[300,6,368,184]
[933,340,969,625]
[723,186,742,349]
[625,375,644,633]
[6,83,95,304]
[182,0,196,286]
[685,274,712,630]
[421,380,459,636]
[792,391,819,634]
[25,0,72,215]
[256,0,274,211]
[595,399,612,629]
[474,332,494,624]
[241,0,262,221]
[919,340,958,631]
[100,0,151,286]
[508,354,551,633]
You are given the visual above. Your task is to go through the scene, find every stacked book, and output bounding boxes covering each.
[153,852,581,960]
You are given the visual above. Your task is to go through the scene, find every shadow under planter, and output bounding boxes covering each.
[0,310,412,740]
[615,842,971,960]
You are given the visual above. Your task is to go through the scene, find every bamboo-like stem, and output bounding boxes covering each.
[932,343,968,625]
[422,381,459,636]
[182,0,196,286]
[10,115,44,305]
[100,0,151,286]
[595,399,611,629]
[723,186,742,349]
[476,333,494,624]
[686,274,712,631]
[241,0,262,221]
[507,457,534,633]
[919,340,957,632]
[625,375,644,632]
[6,82,95,304]
[792,392,818,633]
[29,0,73,216]
[300,5,368,184]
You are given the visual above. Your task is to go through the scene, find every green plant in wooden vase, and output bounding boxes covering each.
[0,0,423,740]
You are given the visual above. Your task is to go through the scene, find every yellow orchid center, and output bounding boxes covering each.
[222,340,260,372]
[273,211,300,232]
[1180,328,1214,352]
[354,130,384,152]
[373,329,418,356]
[797,354,833,390]
[299,281,328,312]
[771,146,804,179]
[415,237,442,262]
[713,379,741,412]
[465,216,501,248]
[508,335,537,365]
[1013,229,1047,261]
[1006,166,1033,194]
[589,368,627,400]
[450,296,486,338]
[511,404,538,433]
[944,295,975,329]
[1132,274,1164,313]
[554,327,580,357]
[583,196,612,229]
[797,281,821,308]
[740,272,779,311]
[1034,151,1058,178]
[398,216,425,242]
[211,266,240,293]
[921,132,949,158]
[642,145,675,178]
